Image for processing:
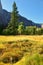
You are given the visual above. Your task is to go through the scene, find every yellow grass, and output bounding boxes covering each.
[0,35,43,44]
[0,35,43,65]
[0,35,43,41]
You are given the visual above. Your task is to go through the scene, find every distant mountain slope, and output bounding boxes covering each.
[19,15,41,27]
[0,9,41,28]
[0,9,11,28]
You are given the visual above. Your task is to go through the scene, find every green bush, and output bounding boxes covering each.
[35,28,41,35]
[18,22,25,35]
[25,26,36,35]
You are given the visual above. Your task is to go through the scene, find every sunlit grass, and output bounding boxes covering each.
[0,35,43,42]
[0,35,43,65]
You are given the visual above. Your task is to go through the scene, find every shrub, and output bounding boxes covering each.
[18,22,25,35]
[25,26,36,35]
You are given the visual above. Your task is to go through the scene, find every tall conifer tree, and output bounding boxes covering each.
[7,2,19,35]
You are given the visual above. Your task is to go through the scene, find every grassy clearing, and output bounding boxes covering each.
[0,35,43,42]
[0,35,43,65]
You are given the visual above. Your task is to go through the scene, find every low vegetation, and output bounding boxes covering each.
[0,36,43,65]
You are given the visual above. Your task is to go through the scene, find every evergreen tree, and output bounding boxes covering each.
[7,2,19,35]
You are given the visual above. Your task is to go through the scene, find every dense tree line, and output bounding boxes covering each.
[0,2,43,35]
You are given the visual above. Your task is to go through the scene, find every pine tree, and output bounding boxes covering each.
[7,2,19,35]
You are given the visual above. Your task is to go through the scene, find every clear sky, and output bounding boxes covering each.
[1,0,43,23]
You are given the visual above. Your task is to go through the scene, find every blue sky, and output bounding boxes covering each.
[1,0,43,23]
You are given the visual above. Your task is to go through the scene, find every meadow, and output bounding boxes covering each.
[0,35,43,65]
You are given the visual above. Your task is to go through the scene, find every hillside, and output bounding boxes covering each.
[0,9,41,28]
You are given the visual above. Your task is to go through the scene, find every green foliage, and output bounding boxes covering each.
[3,29,11,35]
[25,26,36,35]
[35,28,42,35]
[0,28,2,35]
[41,28,43,35]
[6,2,19,35]
[0,26,3,35]
[2,25,43,35]
[18,22,25,35]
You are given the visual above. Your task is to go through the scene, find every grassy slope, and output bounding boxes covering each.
[0,35,43,65]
